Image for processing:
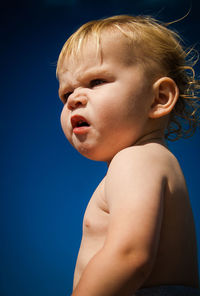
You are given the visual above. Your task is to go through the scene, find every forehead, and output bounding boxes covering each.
[58,40,100,78]
[57,31,137,81]
[58,42,102,90]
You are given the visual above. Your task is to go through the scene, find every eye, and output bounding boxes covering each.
[90,79,106,88]
[63,91,73,103]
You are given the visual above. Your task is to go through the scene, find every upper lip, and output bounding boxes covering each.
[71,115,90,129]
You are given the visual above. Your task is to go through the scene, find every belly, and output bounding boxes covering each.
[73,234,106,288]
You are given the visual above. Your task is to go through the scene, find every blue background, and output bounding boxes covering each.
[1,0,200,295]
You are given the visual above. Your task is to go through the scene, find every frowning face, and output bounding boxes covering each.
[58,32,154,162]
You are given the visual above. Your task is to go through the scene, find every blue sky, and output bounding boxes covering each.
[1,0,200,295]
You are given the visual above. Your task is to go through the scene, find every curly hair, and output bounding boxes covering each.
[165,48,200,140]
[57,15,200,141]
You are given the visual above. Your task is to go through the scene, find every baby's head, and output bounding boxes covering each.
[57,15,200,141]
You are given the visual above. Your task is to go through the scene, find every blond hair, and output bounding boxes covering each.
[57,15,200,141]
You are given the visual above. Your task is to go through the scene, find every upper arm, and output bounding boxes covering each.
[104,147,166,265]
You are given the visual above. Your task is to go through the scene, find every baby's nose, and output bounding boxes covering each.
[67,92,88,110]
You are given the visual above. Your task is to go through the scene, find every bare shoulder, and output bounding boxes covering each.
[105,144,199,287]
[105,144,171,212]
[119,142,178,161]
[105,142,187,210]
[106,143,181,182]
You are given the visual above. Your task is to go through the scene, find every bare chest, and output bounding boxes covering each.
[83,178,109,238]
[73,178,110,287]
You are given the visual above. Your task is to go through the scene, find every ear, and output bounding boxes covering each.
[149,77,179,119]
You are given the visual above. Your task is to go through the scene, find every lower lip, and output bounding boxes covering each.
[73,126,90,135]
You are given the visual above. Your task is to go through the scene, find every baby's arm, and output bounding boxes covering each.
[72,147,166,296]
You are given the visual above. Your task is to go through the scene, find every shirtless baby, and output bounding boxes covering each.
[56,15,200,296]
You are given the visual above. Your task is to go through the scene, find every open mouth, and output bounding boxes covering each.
[71,115,90,133]
[75,120,89,128]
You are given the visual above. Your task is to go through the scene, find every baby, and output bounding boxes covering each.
[56,15,200,296]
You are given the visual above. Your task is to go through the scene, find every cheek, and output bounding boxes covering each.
[60,109,65,130]
[60,108,69,136]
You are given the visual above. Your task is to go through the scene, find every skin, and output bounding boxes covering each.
[58,32,199,296]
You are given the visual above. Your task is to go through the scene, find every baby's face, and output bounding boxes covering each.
[58,32,154,162]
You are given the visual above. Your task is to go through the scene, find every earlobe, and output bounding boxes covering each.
[149,77,179,119]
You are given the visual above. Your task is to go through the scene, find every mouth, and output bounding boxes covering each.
[71,115,90,134]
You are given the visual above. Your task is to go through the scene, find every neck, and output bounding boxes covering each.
[134,129,167,147]
[106,129,167,166]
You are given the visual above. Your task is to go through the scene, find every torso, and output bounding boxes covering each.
[73,145,199,289]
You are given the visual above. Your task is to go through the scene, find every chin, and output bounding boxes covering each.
[78,150,107,162]
[74,145,110,162]
[78,144,127,163]
[72,136,134,163]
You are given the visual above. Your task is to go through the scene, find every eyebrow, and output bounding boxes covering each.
[58,66,115,97]
[77,68,114,81]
